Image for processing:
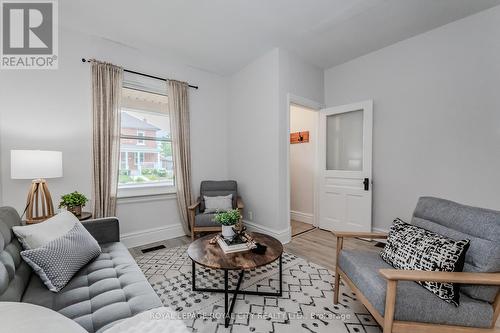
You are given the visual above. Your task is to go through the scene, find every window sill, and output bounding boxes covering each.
[117,184,176,199]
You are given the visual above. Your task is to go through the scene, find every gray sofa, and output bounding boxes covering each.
[336,197,500,331]
[0,206,162,333]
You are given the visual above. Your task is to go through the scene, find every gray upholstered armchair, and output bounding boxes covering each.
[333,197,500,333]
[188,180,244,240]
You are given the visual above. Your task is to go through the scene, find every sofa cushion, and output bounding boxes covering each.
[380,218,470,305]
[194,213,219,227]
[338,249,493,328]
[0,207,32,302]
[412,197,500,302]
[22,242,162,333]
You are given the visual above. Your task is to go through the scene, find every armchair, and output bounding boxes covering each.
[188,180,244,240]
[333,197,500,333]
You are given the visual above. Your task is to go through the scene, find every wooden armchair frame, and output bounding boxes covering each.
[333,231,500,333]
[188,196,244,240]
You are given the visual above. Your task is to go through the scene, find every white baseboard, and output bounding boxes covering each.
[243,220,291,244]
[290,210,314,224]
[120,223,185,248]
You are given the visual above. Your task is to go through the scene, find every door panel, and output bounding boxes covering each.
[318,101,373,232]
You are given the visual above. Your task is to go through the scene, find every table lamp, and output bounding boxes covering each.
[11,150,63,224]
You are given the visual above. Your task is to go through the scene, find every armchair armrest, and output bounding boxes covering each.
[237,196,244,209]
[379,269,500,285]
[333,231,388,239]
[81,217,120,244]
[188,199,200,211]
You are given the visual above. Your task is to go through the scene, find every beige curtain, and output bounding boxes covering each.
[91,60,123,218]
[169,80,193,234]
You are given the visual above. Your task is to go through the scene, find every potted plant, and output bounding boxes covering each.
[213,209,241,240]
[59,191,88,216]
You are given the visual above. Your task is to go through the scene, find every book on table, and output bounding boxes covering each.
[217,234,255,253]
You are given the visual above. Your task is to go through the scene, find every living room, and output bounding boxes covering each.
[0,1,499,332]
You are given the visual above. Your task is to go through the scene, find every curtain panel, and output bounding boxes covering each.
[168,80,193,235]
[91,60,123,217]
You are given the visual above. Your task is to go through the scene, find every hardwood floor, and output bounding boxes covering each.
[130,227,379,272]
[290,219,315,237]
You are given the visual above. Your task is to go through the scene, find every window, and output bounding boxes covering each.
[118,87,174,197]
[136,131,145,145]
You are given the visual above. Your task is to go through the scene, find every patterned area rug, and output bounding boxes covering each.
[135,245,381,333]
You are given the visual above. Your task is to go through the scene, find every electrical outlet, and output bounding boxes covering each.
[248,211,253,221]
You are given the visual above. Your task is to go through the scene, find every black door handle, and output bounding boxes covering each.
[363,178,369,191]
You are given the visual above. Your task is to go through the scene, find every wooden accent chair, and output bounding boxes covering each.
[188,180,244,240]
[333,197,500,333]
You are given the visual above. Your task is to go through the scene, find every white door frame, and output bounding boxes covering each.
[285,93,324,229]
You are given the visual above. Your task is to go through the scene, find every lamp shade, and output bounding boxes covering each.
[11,150,63,179]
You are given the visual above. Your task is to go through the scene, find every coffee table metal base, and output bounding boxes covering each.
[191,255,282,328]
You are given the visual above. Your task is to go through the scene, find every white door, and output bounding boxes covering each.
[318,100,373,232]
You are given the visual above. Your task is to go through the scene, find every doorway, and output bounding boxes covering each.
[289,103,318,237]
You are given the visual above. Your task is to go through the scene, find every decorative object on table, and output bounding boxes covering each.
[380,218,470,305]
[188,180,244,240]
[187,232,283,328]
[290,131,309,144]
[216,232,256,254]
[59,191,89,217]
[251,242,267,254]
[213,209,241,240]
[10,150,63,224]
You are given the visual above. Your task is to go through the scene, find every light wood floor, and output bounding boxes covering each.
[290,220,315,237]
[129,227,379,271]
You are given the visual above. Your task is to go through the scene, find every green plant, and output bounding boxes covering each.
[213,209,241,226]
[59,191,88,208]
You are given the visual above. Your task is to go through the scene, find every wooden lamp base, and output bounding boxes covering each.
[25,179,55,224]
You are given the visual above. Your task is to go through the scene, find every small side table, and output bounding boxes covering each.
[78,212,92,221]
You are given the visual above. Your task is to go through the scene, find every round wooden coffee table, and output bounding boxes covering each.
[187,232,283,327]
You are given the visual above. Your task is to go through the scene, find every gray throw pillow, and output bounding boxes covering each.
[21,221,101,292]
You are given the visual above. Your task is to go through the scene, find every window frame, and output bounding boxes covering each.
[117,86,175,198]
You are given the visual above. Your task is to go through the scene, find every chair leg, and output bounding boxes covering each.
[383,280,397,333]
[334,267,340,304]
[191,229,195,241]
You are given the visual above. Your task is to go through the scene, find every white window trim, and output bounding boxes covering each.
[117,182,176,198]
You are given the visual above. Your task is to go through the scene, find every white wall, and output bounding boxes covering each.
[228,48,323,242]
[290,105,317,223]
[228,49,281,237]
[0,27,229,246]
[324,5,500,232]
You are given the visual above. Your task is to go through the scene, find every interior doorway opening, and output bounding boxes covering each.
[289,103,318,237]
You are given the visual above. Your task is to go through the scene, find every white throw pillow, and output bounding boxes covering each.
[204,194,233,213]
[13,211,78,249]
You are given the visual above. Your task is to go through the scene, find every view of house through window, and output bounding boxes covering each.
[119,87,173,188]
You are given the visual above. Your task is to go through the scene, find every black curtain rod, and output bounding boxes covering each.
[81,58,199,90]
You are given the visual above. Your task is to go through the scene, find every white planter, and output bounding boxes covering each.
[221,225,236,240]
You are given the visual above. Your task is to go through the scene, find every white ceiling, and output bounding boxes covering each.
[61,0,500,75]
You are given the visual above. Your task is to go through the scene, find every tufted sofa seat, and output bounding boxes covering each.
[0,207,162,333]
